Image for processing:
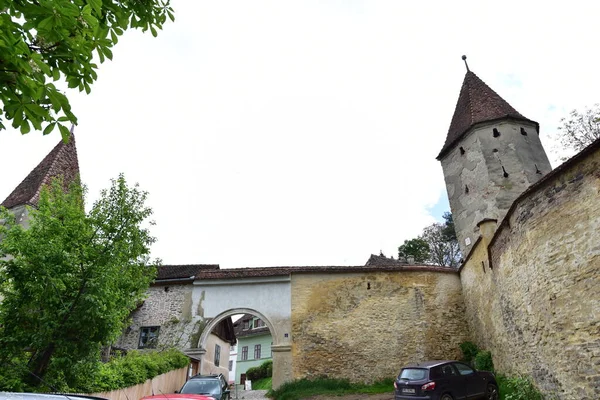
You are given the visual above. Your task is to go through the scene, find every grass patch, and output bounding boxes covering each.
[253,377,272,390]
[267,377,394,400]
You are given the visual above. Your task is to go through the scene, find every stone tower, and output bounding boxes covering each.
[1,135,80,227]
[437,70,551,256]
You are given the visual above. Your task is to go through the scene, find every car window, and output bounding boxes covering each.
[399,368,428,380]
[181,379,222,396]
[453,363,475,376]
[432,364,458,378]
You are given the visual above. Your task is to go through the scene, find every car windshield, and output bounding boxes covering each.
[180,379,221,395]
[399,368,428,380]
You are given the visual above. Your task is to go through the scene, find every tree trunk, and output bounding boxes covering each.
[27,343,55,386]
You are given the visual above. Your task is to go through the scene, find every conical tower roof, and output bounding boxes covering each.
[1,135,80,209]
[437,71,537,160]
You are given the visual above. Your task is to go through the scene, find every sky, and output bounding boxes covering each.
[1,1,599,268]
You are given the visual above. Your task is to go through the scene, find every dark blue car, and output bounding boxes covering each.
[394,360,498,400]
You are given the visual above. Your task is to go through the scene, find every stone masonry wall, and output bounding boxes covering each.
[291,270,470,383]
[116,283,205,350]
[460,144,600,400]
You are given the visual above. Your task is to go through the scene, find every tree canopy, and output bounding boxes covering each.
[398,212,461,267]
[0,0,174,138]
[0,175,159,390]
[558,105,600,154]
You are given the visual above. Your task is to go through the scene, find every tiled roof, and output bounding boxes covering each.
[437,71,536,160]
[365,254,408,266]
[196,264,457,280]
[2,135,80,209]
[156,264,220,281]
[233,314,271,338]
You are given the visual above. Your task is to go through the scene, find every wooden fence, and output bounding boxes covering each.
[87,367,188,400]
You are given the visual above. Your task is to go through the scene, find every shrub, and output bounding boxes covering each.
[246,359,273,381]
[459,341,479,365]
[497,375,543,400]
[474,350,494,372]
[74,348,189,393]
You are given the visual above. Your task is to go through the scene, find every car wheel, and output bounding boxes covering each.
[486,384,499,400]
[440,394,453,400]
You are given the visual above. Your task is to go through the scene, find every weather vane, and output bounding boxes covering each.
[462,55,470,72]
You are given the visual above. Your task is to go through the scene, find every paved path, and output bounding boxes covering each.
[230,389,269,399]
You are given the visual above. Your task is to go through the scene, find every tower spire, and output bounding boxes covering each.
[462,55,470,72]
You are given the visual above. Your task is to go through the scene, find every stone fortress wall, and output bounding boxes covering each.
[290,269,470,382]
[460,141,600,400]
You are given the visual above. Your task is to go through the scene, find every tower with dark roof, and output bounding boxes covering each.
[1,135,80,227]
[437,71,551,256]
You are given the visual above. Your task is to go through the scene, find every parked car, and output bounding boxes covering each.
[178,374,231,400]
[394,360,498,400]
[140,394,214,400]
[0,394,107,400]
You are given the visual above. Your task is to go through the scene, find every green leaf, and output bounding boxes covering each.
[88,0,102,16]
[103,46,113,60]
[43,122,56,135]
[20,121,31,134]
[58,123,70,141]
[150,26,157,37]
[38,16,55,32]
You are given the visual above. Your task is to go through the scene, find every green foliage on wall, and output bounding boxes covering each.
[459,341,479,365]
[474,350,494,372]
[246,360,273,382]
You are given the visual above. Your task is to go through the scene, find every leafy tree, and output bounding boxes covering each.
[0,175,159,388]
[0,0,174,138]
[398,212,461,267]
[398,238,430,263]
[558,105,600,153]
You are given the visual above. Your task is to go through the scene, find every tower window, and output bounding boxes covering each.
[493,128,501,138]
[459,147,465,155]
[502,166,509,178]
[520,127,528,136]
[465,185,469,194]
[492,148,498,153]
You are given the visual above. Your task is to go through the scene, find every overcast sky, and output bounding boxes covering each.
[1,1,598,268]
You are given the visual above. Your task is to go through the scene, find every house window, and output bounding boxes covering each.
[214,344,221,367]
[138,326,160,349]
[254,344,261,359]
[243,320,250,330]
[241,346,248,361]
[229,360,233,371]
[253,319,265,329]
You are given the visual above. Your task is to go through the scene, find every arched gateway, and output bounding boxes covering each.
[184,271,293,389]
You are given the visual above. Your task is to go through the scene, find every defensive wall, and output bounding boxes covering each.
[460,139,600,400]
[291,267,469,382]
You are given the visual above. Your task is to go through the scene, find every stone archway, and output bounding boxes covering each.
[195,307,291,389]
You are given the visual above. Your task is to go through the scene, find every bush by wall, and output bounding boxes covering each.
[497,375,544,400]
[0,349,189,393]
[83,349,189,393]
[246,360,272,382]
[459,341,479,365]
[474,350,494,372]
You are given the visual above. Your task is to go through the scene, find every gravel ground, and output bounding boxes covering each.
[230,389,269,400]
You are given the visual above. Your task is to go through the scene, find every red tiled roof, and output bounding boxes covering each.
[437,71,536,160]
[196,264,457,280]
[233,314,271,338]
[156,264,220,281]
[1,135,80,209]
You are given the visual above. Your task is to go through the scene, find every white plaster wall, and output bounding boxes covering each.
[192,276,292,345]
